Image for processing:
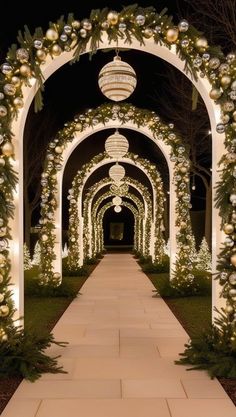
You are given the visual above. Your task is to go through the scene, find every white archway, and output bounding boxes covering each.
[65,154,162,269]
[82,177,149,258]
[95,200,140,254]
[1,14,226,335]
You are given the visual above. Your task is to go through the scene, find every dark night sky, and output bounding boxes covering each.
[0,1,212,232]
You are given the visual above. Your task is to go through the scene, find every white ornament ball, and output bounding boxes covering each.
[41,234,48,242]
[16,48,29,63]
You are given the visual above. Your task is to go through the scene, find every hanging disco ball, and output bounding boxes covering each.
[114,205,122,213]
[109,163,125,183]
[98,55,137,101]
[112,196,122,205]
[105,129,129,159]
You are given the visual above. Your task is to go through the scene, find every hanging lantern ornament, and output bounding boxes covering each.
[98,54,137,101]
[114,205,122,213]
[109,163,125,183]
[105,129,129,159]
[112,196,122,205]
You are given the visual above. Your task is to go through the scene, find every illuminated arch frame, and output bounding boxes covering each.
[95,200,140,254]
[82,176,152,258]
[0,6,230,338]
[90,190,145,257]
[65,152,163,270]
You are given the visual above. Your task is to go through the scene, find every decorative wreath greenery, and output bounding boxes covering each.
[82,176,147,258]
[92,193,141,256]
[66,151,164,271]
[0,4,235,358]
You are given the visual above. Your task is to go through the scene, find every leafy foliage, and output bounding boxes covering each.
[0,324,67,381]
[176,309,236,378]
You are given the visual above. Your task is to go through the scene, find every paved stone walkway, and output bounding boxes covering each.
[2,254,236,417]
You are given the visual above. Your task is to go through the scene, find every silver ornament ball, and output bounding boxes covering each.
[178,19,189,32]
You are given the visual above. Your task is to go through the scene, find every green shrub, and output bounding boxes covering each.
[62,258,89,277]
[150,273,177,297]
[0,325,67,381]
[192,269,212,295]
[85,257,98,265]
[24,275,79,298]
[142,256,170,273]
[138,255,152,265]
[176,309,236,378]
[149,269,211,298]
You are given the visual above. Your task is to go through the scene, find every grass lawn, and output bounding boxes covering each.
[148,273,212,338]
[24,265,96,333]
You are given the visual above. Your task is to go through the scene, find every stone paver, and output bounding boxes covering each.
[2,254,235,417]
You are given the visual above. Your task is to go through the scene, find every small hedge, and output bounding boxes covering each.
[0,325,67,381]
[141,256,170,274]
[148,270,211,298]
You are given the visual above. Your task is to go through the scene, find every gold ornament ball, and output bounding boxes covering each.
[0,328,6,340]
[107,11,119,25]
[19,64,31,77]
[51,44,62,56]
[230,253,236,266]
[11,76,21,87]
[0,227,7,237]
[195,37,208,51]
[36,50,47,61]
[143,28,153,38]
[180,166,187,174]
[2,142,14,157]
[55,146,63,154]
[225,305,234,313]
[209,88,222,100]
[221,114,230,124]
[232,122,236,131]
[53,272,61,280]
[220,75,232,88]
[13,97,24,109]
[166,27,179,43]
[46,28,59,41]
[0,158,5,167]
[75,122,82,131]
[0,305,9,317]
[233,110,236,121]
[72,20,80,29]
[223,223,234,234]
[0,274,3,283]
[0,294,4,303]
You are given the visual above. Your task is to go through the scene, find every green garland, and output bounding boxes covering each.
[67,152,158,269]
[0,5,234,353]
[82,176,146,256]
[39,103,189,283]
[91,190,144,256]
[96,200,139,253]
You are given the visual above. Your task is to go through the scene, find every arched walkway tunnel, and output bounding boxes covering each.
[103,205,135,249]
